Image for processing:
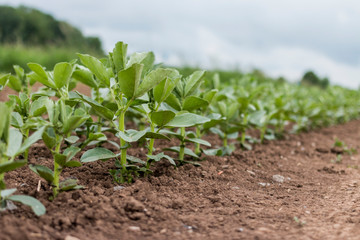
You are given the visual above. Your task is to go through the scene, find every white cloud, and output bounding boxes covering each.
[1,0,360,88]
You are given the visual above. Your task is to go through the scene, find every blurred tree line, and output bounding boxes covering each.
[301,71,329,89]
[0,5,103,55]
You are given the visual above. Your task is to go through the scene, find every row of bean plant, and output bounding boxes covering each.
[0,41,359,215]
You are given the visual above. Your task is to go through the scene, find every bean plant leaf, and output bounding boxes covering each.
[16,126,45,156]
[127,52,155,76]
[0,160,27,174]
[164,146,199,158]
[150,110,176,127]
[166,113,210,127]
[8,195,46,216]
[75,92,114,120]
[6,129,23,158]
[72,68,98,88]
[112,41,128,73]
[27,63,56,89]
[64,136,80,144]
[64,161,82,168]
[77,53,110,87]
[164,93,182,111]
[135,68,172,98]
[81,147,116,163]
[117,129,147,142]
[185,138,211,147]
[53,62,74,89]
[7,75,22,92]
[141,131,171,141]
[30,96,48,117]
[118,63,143,99]
[29,165,54,183]
[153,69,181,103]
[54,153,67,167]
[146,152,176,166]
[0,188,17,198]
[59,179,82,191]
[42,127,57,150]
[184,70,206,97]
[182,96,209,111]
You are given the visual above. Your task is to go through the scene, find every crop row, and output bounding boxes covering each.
[0,41,359,216]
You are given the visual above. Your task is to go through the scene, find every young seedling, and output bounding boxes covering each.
[0,102,46,216]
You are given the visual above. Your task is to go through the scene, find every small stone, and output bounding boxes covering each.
[272,174,285,183]
[258,182,270,187]
[160,229,167,234]
[128,226,140,231]
[236,228,244,232]
[232,186,240,190]
[247,170,255,176]
[65,236,80,240]
[113,186,125,191]
[222,165,229,169]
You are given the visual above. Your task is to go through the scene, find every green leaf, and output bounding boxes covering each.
[0,74,9,86]
[27,63,56,89]
[30,96,49,117]
[80,147,116,163]
[184,70,206,97]
[62,115,88,135]
[64,161,82,168]
[77,53,110,87]
[42,127,56,149]
[118,63,143,99]
[0,188,17,198]
[203,89,218,104]
[112,41,128,72]
[29,165,54,183]
[165,146,199,158]
[75,92,114,121]
[8,195,46,216]
[141,131,171,141]
[166,113,210,127]
[182,96,209,111]
[54,153,67,167]
[153,70,182,103]
[72,68,98,88]
[127,52,155,75]
[127,155,146,165]
[146,152,176,166]
[53,62,74,89]
[7,75,22,92]
[185,138,211,147]
[63,146,81,161]
[151,110,176,127]
[135,67,171,98]
[164,93,182,111]
[64,136,80,144]
[0,102,12,143]
[9,112,21,128]
[16,126,45,156]
[6,129,23,158]
[59,178,81,191]
[117,129,147,142]
[0,160,27,174]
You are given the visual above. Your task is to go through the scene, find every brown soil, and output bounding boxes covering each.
[2,88,360,240]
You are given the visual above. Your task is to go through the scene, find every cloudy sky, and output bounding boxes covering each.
[1,0,360,88]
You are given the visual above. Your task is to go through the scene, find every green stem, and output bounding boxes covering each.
[195,126,201,155]
[0,156,5,196]
[23,128,29,161]
[119,110,127,168]
[223,134,228,148]
[52,140,62,198]
[179,127,186,161]
[146,123,155,169]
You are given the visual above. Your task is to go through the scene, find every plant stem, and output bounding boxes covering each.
[23,128,29,161]
[179,127,186,161]
[146,123,155,169]
[52,140,62,198]
[119,110,127,167]
[223,134,228,148]
[195,126,201,155]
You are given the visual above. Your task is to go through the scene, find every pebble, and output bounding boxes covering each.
[236,228,244,232]
[128,226,141,231]
[222,165,229,169]
[247,170,256,176]
[258,182,271,187]
[160,229,167,234]
[232,186,240,190]
[65,236,80,240]
[113,186,125,191]
[272,174,285,183]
